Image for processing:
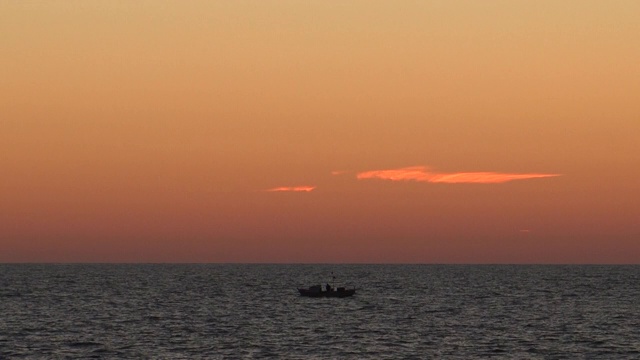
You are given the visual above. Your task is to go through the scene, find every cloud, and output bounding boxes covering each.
[266,186,316,192]
[356,166,561,184]
[331,170,349,176]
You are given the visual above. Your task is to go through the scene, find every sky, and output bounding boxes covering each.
[1,1,639,263]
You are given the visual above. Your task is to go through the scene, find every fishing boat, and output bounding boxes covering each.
[298,285,356,298]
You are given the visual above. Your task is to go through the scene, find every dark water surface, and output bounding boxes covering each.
[1,264,639,358]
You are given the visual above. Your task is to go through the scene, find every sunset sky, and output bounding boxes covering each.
[2,1,639,263]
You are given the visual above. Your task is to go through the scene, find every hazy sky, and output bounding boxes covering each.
[2,1,639,263]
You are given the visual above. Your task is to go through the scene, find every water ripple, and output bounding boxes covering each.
[1,264,640,358]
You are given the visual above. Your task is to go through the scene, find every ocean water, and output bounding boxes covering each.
[1,264,639,359]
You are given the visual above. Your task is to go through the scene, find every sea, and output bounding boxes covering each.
[1,264,639,359]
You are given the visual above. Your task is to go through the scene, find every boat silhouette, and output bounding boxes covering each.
[297,284,356,298]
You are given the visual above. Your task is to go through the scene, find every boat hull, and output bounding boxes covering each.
[298,288,356,298]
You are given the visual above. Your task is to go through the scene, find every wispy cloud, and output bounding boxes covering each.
[266,186,316,192]
[356,166,561,184]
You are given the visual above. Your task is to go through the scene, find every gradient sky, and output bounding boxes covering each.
[2,1,639,263]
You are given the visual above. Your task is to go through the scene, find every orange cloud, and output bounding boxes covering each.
[356,166,561,184]
[266,186,316,192]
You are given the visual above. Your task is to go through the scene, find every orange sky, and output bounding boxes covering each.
[1,1,639,263]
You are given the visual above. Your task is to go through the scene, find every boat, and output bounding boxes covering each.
[297,285,356,298]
